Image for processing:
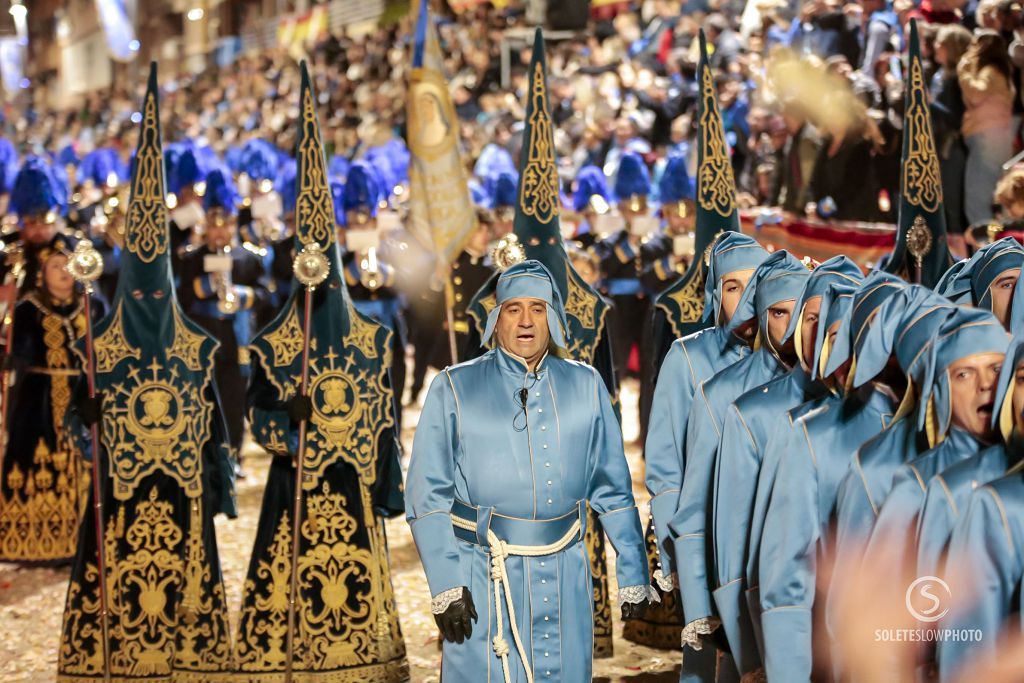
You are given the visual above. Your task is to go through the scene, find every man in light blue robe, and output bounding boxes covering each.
[933,236,1022,328]
[935,466,1024,679]
[851,307,1008,679]
[826,286,956,656]
[710,255,863,675]
[741,279,860,668]
[757,272,906,681]
[645,231,768,679]
[406,260,651,683]
[912,334,1024,678]
[916,333,1024,582]
[669,250,809,668]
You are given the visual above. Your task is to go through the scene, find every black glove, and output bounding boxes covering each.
[78,392,104,428]
[621,598,650,621]
[286,394,313,424]
[434,587,478,644]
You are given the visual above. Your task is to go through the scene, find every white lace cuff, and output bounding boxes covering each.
[740,668,767,683]
[653,568,678,592]
[617,585,661,608]
[680,616,721,650]
[430,587,463,615]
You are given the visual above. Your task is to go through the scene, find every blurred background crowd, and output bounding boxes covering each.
[10,0,1024,242]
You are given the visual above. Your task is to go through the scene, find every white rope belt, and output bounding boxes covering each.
[450,513,582,683]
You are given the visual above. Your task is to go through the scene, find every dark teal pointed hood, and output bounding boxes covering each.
[468,29,610,367]
[883,19,952,287]
[249,61,396,491]
[654,29,740,338]
[90,62,232,513]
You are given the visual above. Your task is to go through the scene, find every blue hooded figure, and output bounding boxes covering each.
[712,255,863,674]
[407,258,649,682]
[671,251,810,674]
[759,272,907,681]
[914,334,1024,678]
[936,357,1024,679]
[853,306,1008,679]
[644,230,768,676]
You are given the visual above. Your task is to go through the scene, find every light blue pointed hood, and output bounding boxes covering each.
[851,285,953,388]
[811,281,858,381]
[823,272,906,380]
[481,259,569,354]
[701,232,770,324]
[994,333,1024,442]
[783,255,864,369]
[917,306,1009,445]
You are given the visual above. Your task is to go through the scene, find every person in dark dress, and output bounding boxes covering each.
[58,66,235,681]
[0,247,102,563]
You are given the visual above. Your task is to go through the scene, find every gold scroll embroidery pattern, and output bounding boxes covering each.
[300,343,393,489]
[59,507,124,677]
[296,81,335,250]
[124,88,168,263]
[113,488,184,676]
[103,358,213,501]
[902,56,942,213]
[664,261,706,337]
[697,66,736,218]
[173,499,233,674]
[93,303,142,374]
[297,483,377,669]
[235,513,292,672]
[519,62,560,224]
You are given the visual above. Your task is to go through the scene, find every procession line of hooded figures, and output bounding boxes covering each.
[0,19,1019,683]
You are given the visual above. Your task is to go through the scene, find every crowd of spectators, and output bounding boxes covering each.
[11,0,1024,251]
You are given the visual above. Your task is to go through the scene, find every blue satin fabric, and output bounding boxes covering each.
[711,365,827,673]
[646,326,751,578]
[917,443,1022,581]
[758,385,895,682]
[405,347,648,682]
[711,256,862,674]
[672,348,785,628]
[936,469,1024,680]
